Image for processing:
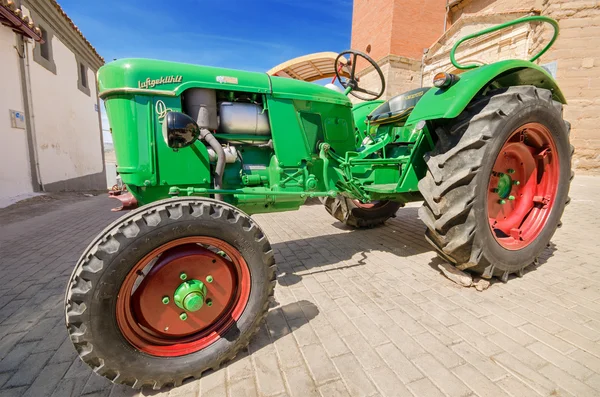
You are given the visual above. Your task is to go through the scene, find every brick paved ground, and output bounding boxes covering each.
[0,176,599,397]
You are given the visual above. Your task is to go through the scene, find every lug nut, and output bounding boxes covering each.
[180,273,187,281]
[491,188,499,193]
[497,172,504,177]
[507,169,515,174]
[206,298,213,307]
[498,199,506,205]
[513,180,520,186]
[179,313,188,321]
[206,275,214,283]
[162,296,170,304]
[508,195,515,201]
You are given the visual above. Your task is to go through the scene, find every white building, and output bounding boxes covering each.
[0,0,105,204]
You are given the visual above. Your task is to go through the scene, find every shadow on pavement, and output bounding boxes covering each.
[272,206,432,286]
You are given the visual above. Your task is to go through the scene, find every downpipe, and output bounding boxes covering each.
[200,128,225,201]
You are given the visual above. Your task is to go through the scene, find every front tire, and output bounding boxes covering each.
[65,197,275,389]
[419,86,572,281]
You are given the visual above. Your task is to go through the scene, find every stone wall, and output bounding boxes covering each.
[423,12,533,83]
[352,55,422,103]
[448,0,540,24]
[533,0,600,172]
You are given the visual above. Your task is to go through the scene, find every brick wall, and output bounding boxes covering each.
[533,0,600,172]
[351,0,446,71]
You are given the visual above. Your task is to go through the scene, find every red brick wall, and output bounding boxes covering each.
[351,0,446,70]
[351,0,395,69]
[390,0,447,58]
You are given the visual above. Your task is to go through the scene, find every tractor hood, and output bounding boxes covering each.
[98,58,351,106]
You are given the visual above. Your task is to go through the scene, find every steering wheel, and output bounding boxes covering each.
[335,50,385,101]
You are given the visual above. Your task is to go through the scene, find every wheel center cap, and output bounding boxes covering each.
[174,280,206,312]
[495,173,513,199]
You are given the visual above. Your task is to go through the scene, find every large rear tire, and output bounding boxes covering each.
[419,86,572,281]
[65,197,275,389]
[323,196,401,228]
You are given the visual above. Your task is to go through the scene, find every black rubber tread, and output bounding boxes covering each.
[323,196,401,228]
[65,197,276,389]
[418,86,573,280]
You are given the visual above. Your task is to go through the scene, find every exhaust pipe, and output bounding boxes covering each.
[200,128,225,201]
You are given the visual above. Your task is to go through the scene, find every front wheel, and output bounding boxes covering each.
[65,198,275,389]
[419,86,572,281]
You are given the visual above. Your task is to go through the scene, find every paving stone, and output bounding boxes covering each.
[332,354,377,397]
[227,376,258,397]
[342,333,385,370]
[199,369,226,397]
[538,364,598,396]
[23,361,70,397]
[528,342,594,381]
[452,364,506,397]
[227,349,254,382]
[317,380,350,397]
[282,365,319,397]
[413,331,464,369]
[495,375,540,397]
[50,377,88,397]
[406,377,445,397]
[450,342,507,382]
[253,352,286,396]
[3,351,52,388]
[492,352,565,396]
[301,344,340,385]
[0,341,38,373]
[0,386,28,397]
[367,365,411,397]
[412,354,472,397]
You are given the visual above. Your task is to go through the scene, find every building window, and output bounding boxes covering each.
[39,27,50,60]
[80,62,88,88]
[33,24,56,74]
[77,60,90,96]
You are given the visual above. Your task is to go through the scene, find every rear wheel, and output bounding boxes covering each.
[323,196,401,228]
[419,86,572,281]
[65,197,275,388]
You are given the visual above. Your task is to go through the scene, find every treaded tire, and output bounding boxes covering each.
[323,196,401,228]
[64,197,275,389]
[418,86,572,281]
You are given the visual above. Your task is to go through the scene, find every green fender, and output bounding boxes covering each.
[407,60,566,123]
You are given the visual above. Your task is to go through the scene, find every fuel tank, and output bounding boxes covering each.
[218,102,271,135]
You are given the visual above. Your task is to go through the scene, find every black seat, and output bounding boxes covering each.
[367,87,431,125]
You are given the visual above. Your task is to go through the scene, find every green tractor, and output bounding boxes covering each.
[66,16,572,388]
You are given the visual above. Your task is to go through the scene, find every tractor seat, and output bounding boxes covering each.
[367,87,431,125]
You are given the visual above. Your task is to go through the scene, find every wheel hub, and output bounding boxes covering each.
[493,171,514,200]
[174,279,207,312]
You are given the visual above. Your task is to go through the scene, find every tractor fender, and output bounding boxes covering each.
[407,60,566,123]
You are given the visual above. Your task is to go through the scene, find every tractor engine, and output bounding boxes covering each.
[179,88,278,211]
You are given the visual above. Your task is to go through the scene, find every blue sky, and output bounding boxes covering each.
[58,0,353,142]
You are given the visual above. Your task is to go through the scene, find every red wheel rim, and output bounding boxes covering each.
[353,200,386,209]
[487,123,559,250]
[116,237,251,357]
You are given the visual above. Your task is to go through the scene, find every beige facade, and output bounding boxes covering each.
[351,0,600,172]
[0,0,105,205]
